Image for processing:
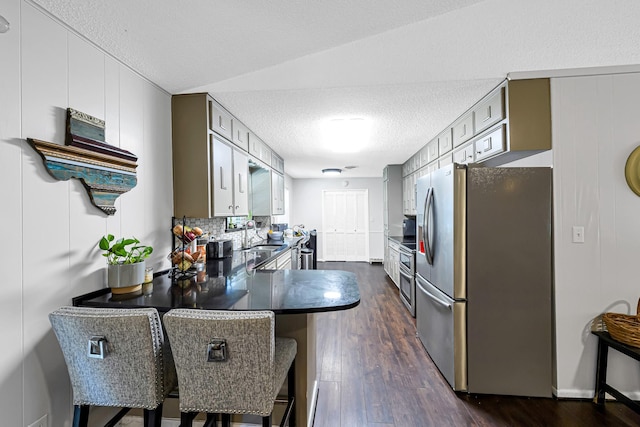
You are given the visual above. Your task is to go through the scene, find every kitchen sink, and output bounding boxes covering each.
[236,243,287,253]
[251,244,287,251]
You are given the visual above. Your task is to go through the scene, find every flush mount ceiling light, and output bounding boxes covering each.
[322,168,342,176]
[323,117,370,153]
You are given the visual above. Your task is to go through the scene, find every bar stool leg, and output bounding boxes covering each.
[289,359,296,427]
[72,405,90,427]
[180,411,197,427]
[143,405,163,427]
[203,412,218,427]
[221,413,231,427]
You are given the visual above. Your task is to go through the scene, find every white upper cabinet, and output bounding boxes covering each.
[249,132,272,165]
[473,87,505,134]
[211,135,234,216]
[208,98,233,141]
[232,120,250,151]
[271,171,284,215]
[212,136,248,217]
[474,125,505,162]
[172,92,286,218]
[438,128,453,155]
[452,112,474,148]
[271,152,285,174]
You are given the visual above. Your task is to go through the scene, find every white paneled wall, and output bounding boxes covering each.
[0,1,23,426]
[0,1,173,425]
[552,74,640,398]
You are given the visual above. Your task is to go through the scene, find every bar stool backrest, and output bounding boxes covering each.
[49,306,174,409]
[164,309,277,416]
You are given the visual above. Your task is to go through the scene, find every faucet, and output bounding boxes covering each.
[243,224,257,249]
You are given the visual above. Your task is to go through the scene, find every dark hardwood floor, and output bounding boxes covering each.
[312,261,640,427]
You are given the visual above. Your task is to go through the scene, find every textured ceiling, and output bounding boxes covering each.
[32,0,640,178]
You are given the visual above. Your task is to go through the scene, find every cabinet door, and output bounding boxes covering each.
[402,175,411,215]
[425,139,438,164]
[212,136,234,216]
[232,120,249,151]
[271,152,284,174]
[474,125,505,162]
[410,172,418,215]
[277,253,292,270]
[452,143,475,165]
[438,128,453,155]
[260,144,272,165]
[452,113,474,147]
[271,172,285,215]
[439,153,453,168]
[473,88,505,134]
[233,149,249,216]
[249,132,264,158]
[209,98,233,141]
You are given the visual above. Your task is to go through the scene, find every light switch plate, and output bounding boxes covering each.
[572,226,585,243]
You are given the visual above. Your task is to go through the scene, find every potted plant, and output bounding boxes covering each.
[99,235,153,293]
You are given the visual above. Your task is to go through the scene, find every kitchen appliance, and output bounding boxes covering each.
[207,239,233,259]
[398,242,416,316]
[402,218,416,239]
[415,163,552,397]
[267,231,284,242]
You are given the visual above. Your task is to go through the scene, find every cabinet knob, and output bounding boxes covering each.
[228,205,233,210]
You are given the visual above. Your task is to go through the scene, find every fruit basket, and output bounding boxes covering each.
[172,223,203,244]
[603,299,640,348]
[169,218,208,280]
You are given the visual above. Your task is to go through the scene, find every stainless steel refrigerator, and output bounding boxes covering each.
[415,163,553,397]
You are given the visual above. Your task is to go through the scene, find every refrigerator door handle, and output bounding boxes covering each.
[425,187,434,265]
[416,278,451,310]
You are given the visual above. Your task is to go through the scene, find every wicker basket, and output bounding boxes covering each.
[603,299,640,348]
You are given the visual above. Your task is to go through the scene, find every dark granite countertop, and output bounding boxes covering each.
[73,249,360,314]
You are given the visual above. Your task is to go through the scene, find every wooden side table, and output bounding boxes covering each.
[592,331,640,413]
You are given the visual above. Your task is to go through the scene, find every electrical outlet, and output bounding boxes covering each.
[27,414,47,427]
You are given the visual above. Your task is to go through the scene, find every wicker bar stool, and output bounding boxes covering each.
[163,309,297,427]
[49,306,177,427]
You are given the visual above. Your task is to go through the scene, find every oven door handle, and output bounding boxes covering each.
[399,268,413,280]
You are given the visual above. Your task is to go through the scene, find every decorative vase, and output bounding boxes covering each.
[108,260,146,294]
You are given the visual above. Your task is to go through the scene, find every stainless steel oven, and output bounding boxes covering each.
[398,242,416,317]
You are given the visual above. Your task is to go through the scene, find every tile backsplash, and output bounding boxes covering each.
[176,216,272,250]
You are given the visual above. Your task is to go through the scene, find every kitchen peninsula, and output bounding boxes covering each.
[73,249,360,426]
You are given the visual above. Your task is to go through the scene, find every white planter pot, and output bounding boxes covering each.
[108,261,146,292]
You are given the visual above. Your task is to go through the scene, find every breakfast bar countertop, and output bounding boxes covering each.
[71,251,360,427]
[72,256,361,314]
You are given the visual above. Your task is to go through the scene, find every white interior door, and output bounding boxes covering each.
[345,190,369,261]
[322,189,369,261]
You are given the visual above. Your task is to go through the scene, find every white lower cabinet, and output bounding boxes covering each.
[387,239,400,287]
[259,249,291,270]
